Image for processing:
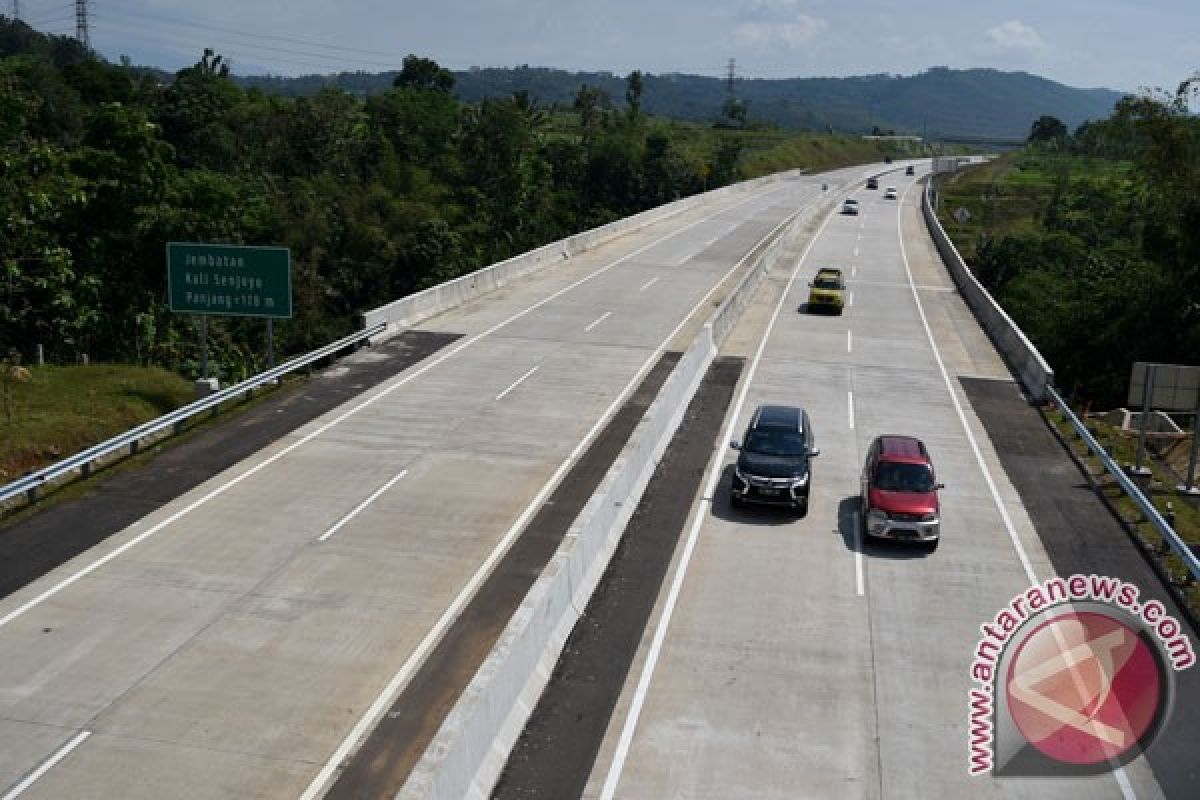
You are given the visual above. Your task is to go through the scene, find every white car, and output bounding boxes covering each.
[841,198,860,215]
[884,187,898,199]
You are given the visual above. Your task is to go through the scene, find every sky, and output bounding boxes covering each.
[15,0,1200,94]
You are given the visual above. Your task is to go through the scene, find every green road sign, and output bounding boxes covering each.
[167,242,292,318]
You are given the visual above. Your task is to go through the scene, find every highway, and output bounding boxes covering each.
[0,166,862,799]
[575,171,1176,799]
[2,161,1195,800]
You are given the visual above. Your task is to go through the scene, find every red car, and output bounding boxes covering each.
[860,434,943,549]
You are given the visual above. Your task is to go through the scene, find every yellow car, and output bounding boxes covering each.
[807,268,846,314]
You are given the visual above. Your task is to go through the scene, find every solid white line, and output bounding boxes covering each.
[599,198,842,800]
[1,730,91,800]
[584,311,613,332]
[0,184,797,634]
[639,276,660,292]
[317,470,408,543]
[853,511,865,597]
[848,390,855,430]
[847,330,853,354]
[495,365,540,401]
[894,185,1137,800]
[300,188,818,800]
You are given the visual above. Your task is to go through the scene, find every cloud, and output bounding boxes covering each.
[734,1,827,49]
[986,20,1046,52]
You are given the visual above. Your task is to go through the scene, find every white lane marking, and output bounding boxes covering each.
[317,470,409,543]
[599,198,842,800]
[639,276,660,292]
[848,390,855,430]
[847,330,853,354]
[301,191,819,800]
[495,365,540,401]
[853,511,865,597]
[854,245,859,257]
[584,311,614,332]
[1,730,91,800]
[0,184,799,634]
[848,290,854,307]
[852,265,858,278]
[894,184,1137,800]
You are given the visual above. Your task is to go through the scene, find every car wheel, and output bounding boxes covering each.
[731,494,745,510]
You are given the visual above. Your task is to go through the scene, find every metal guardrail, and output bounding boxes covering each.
[1047,385,1200,581]
[0,321,385,507]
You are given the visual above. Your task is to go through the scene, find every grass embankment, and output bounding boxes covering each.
[1045,408,1200,615]
[934,150,1134,262]
[0,364,193,481]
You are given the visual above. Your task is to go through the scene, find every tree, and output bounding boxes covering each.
[1028,114,1067,144]
[394,55,455,92]
[625,70,644,120]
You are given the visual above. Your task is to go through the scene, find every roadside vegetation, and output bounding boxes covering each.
[935,82,1200,408]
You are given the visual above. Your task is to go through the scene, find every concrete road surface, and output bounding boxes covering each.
[0,168,872,799]
[586,168,1174,799]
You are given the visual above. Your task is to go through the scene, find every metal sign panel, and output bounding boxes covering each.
[1129,362,1200,411]
[167,242,292,318]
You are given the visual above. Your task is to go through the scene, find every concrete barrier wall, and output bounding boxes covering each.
[362,170,807,341]
[921,182,1054,401]
[397,184,818,800]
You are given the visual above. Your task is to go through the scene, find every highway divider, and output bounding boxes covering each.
[397,184,827,800]
[361,170,806,341]
[920,179,1054,401]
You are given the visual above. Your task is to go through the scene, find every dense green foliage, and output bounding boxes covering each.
[2,23,781,380]
[938,78,1200,406]
[241,65,1126,140]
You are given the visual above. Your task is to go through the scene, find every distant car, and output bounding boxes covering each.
[731,405,820,512]
[807,267,846,314]
[841,198,859,215]
[905,165,916,176]
[884,187,898,199]
[861,434,943,549]
[866,177,879,189]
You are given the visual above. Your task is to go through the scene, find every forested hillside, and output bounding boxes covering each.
[2,20,802,381]
[937,82,1200,406]
[241,66,1126,140]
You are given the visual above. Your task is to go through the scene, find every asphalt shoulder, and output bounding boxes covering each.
[961,376,1200,798]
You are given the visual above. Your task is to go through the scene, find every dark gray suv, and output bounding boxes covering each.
[730,405,820,511]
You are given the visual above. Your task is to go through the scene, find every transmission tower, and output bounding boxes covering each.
[725,58,737,99]
[12,0,20,21]
[75,0,90,50]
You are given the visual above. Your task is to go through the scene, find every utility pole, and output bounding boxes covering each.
[725,58,737,100]
[75,0,90,50]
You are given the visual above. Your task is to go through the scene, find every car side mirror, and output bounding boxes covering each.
[936,482,945,489]
[808,447,821,457]
[808,281,814,287]
[730,440,741,450]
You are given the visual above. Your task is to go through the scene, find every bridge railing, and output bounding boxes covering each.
[0,321,385,510]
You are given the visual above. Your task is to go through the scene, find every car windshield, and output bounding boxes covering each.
[814,277,841,289]
[873,462,935,492]
[745,429,807,457]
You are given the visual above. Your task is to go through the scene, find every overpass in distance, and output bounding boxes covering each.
[0,160,1196,799]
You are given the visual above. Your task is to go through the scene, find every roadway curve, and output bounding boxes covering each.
[0,167,867,799]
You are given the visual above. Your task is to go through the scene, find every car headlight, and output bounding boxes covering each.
[790,473,809,487]
[921,512,938,522]
[867,509,887,525]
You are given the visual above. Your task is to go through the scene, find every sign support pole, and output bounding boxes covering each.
[267,319,275,370]
[1182,393,1200,495]
[200,315,209,379]
[1134,364,1154,476]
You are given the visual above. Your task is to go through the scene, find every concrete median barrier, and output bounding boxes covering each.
[396,180,817,800]
[921,181,1054,401]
